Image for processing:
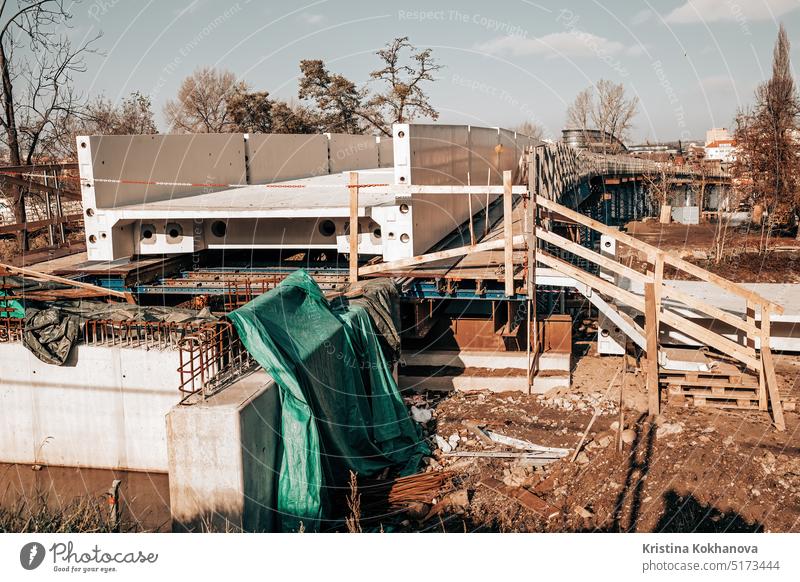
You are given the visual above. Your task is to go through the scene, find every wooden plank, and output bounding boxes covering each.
[503,170,514,297]
[393,185,528,195]
[360,234,526,276]
[539,248,759,369]
[537,229,649,285]
[0,162,78,172]
[760,312,785,431]
[645,283,660,416]
[0,261,130,300]
[658,307,759,370]
[0,173,81,200]
[479,477,560,519]
[665,253,784,315]
[535,195,783,313]
[653,253,664,315]
[750,301,768,410]
[0,213,83,235]
[526,153,538,391]
[349,172,359,284]
[663,284,758,335]
[537,250,644,310]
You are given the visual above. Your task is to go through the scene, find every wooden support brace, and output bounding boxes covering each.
[0,261,132,301]
[645,282,660,416]
[360,235,526,276]
[349,171,359,284]
[760,311,785,431]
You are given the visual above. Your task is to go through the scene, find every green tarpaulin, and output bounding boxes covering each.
[227,270,427,531]
[0,290,24,318]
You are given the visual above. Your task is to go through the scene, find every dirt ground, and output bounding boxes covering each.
[391,351,800,533]
[622,220,800,283]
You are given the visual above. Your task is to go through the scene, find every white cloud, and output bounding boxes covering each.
[476,31,627,59]
[631,8,653,26]
[299,12,325,25]
[699,75,736,92]
[665,0,799,24]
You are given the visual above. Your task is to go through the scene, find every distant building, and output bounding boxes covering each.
[704,139,736,164]
[705,127,731,146]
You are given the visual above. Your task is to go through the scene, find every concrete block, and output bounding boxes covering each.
[166,370,280,532]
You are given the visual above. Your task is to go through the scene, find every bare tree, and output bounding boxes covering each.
[565,79,638,153]
[0,0,100,251]
[83,92,158,135]
[365,36,441,136]
[732,24,800,248]
[514,120,545,141]
[164,67,246,133]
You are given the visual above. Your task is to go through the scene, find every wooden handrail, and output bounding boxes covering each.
[536,195,784,314]
[538,250,760,370]
[537,228,650,285]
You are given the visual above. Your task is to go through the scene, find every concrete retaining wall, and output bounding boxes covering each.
[0,342,182,472]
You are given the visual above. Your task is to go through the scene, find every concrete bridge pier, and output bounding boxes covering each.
[166,370,281,532]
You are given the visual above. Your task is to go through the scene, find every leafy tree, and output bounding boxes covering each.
[298,37,441,135]
[227,90,273,134]
[298,59,364,133]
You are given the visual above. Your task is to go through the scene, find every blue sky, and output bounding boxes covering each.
[72,0,800,143]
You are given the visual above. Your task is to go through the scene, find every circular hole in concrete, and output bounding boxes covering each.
[400,233,409,243]
[142,229,154,240]
[399,203,409,214]
[86,208,95,217]
[372,228,382,239]
[88,234,97,243]
[318,220,336,237]
[211,220,227,238]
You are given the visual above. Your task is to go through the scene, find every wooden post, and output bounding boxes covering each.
[503,170,514,297]
[653,252,664,314]
[54,170,67,245]
[467,172,475,246]
[760,309,786,431]
[349,171,359,284]
[748,301,768,410]
[644,282,660,416]
[525,151,539,391]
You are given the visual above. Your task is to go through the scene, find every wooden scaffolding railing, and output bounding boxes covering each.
[345,165,785,431]
[535,195,786,431]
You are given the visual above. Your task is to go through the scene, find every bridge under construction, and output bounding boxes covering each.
[0,123,794,531]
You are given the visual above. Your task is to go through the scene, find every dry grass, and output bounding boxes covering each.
[0,491,141,533]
